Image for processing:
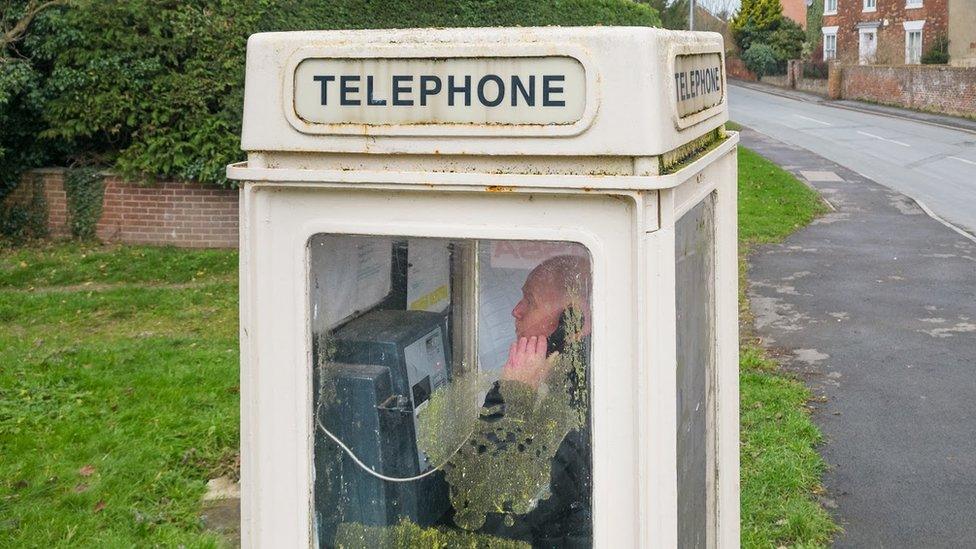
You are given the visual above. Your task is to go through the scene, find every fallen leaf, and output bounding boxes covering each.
[19,261,28,268]
[93,500,106,513]
[78,465,95,477]
[73,483,89,493]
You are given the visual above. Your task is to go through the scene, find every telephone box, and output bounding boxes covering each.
[228,27,739,548]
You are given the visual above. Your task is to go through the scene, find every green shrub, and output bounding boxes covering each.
[0,58,54,201]
[922,35,950,65]
[3,0,661,193]
[742,42,778,80]
[731,0,803,69]
[768,18,805,63]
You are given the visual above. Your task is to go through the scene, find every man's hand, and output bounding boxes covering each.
[501,336,550,389]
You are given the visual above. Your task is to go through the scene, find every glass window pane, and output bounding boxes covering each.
[675,195,716,549]
[310,235,593,548]
[911,32,923,64]
[824,35,837,60]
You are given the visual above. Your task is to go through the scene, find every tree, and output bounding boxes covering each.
[805,0,825,50]
[1,0,68,51]
[642,0,689,30]
[730,0,782,51]
[1,1,71,199]
[768,18,805,62]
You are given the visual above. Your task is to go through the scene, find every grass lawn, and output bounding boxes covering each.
[0,143,835,546]
[0,245,239,547]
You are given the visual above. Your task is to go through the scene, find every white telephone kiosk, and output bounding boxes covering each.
[229,26,739,548]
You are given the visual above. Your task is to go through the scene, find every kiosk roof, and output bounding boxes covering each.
[241,27,727,158]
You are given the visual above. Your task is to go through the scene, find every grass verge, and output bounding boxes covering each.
[736,144,838,548]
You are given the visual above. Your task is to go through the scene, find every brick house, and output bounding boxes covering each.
[948,0,976,67]
[821,0,948,65]
[781,0,809,29]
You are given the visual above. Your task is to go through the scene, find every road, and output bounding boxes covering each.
[729,84,976,235]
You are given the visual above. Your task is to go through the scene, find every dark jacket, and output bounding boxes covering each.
[475,338,592,548]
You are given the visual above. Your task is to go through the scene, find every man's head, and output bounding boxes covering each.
[511,255,591,340]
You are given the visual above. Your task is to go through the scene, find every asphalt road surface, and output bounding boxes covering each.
[729,84,976,236]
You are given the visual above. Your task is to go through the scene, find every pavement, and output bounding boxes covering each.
[729,82,976,236]
[740,126,976,547]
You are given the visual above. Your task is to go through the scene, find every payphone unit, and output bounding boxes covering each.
[314,310,452,540]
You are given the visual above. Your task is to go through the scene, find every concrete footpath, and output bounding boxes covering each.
[740,128,976,547]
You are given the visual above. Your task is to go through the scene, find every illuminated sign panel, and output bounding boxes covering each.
[294,56,586,126]
[674,53,724,119]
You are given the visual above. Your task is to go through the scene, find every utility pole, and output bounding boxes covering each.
[689,0,696,30]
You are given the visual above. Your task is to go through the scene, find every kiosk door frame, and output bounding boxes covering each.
[240,182,650,547]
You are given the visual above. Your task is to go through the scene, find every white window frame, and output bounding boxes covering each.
[825,0,838,15]
[904,20,925,64]
[863,0,877,12]
[822,26,839,60]
[906,0,923,8]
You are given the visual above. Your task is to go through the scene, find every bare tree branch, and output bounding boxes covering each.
[1,0,68,50]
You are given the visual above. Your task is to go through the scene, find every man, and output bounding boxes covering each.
[469,254,593,547]
[502,254,592,389]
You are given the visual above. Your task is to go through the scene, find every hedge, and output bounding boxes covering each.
[1,0,660,198]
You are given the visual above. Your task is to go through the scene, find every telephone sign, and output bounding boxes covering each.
[294,56,586,126]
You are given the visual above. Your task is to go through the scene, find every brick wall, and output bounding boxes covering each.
[726,56,758,81]
[838,64,976,117]
[822,0,948,65]
[729,60,830,96]
[34,169,71,238]
[2,169,239,248]
[1,169,70,238]
[796,77,830,96]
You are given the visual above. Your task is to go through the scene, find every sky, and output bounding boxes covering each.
[695,0,741,16]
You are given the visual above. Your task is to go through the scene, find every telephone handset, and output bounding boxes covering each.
[547,307,584,356]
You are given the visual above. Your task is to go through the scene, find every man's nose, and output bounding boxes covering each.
[512,300,526,319]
